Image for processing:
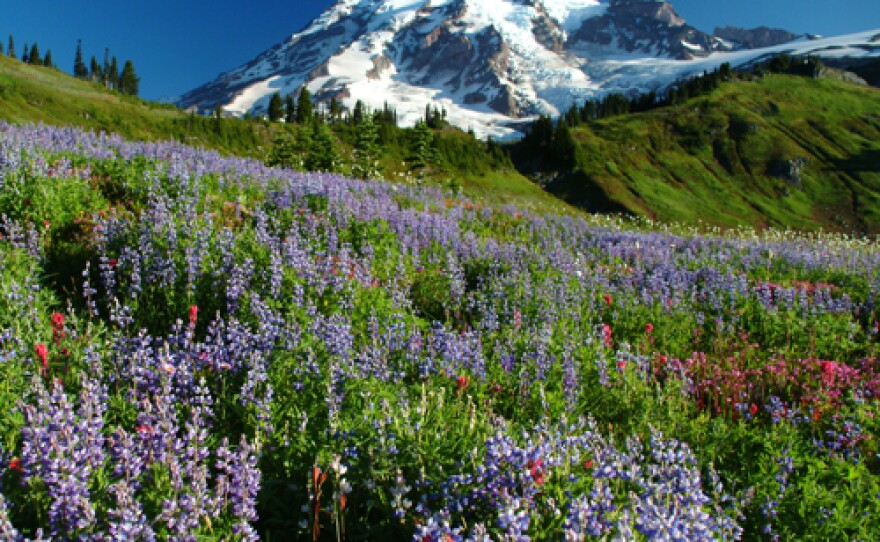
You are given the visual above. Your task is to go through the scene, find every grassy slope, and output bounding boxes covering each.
[0,55,570,216]
[548,75,880,233]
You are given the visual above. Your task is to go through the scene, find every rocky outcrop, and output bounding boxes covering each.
[714,26,800,49]
[567,0,722,59]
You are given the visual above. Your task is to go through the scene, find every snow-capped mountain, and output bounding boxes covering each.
[177,0,880,139]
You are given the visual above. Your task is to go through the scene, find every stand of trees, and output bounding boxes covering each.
[521,53,827,169]
[261,87,509,180]
[3,34,54,68]
[75,40,139,96]
[3,34,140,96]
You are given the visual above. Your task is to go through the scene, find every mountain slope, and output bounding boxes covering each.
[527,74,880,233]
[177,0,880,139]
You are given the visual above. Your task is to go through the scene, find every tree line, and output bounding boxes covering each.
[3,34,139,96]
[520,54,827,169]
[254,87,507,181]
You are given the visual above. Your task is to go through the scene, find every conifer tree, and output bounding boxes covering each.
[29,43,42,65]
[43,49,53,68]
[409,120,434,170]
[102,49,111,86]
[268,92,284,122]
[90,56,102,81]
[118,59,139,96]
[108,56,119,90]
[0,39,4,56]
[6,35,14,59]
[352,99,365,125]
[295,87,313,124]
[21,43,29,63]
[73,40,88,78]
[306,124,340,172]
[267,133,298,169]
[352,112,380,179]
[285,94,296,124]
[329,97,342,123]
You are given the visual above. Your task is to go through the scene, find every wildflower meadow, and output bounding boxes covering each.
[0,122,878,540]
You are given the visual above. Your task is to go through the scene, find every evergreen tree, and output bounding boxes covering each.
[352,113,380,179]
[6,35,14,60]
[295,87,313,124]
[409,120,434,170]
[306,124,340,172]
[73,39,88,78]
[43,49,53,68]
[551,122,576,169]
[108,56,119,90]
[285,94,296,123]
[90,55,102,81]
[102,49,111,86]
[21,43,29,63]
[118,59,139,96]
[0,38,3,56]
[352,100,365,125]
[267,92,284,122]
[328,96,342,123]
[266,133,298,169]
[28,43,41,65]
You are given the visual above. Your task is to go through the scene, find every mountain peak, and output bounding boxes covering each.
[177,1,880,139]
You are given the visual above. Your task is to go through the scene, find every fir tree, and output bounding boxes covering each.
[43,49,53,68]
[550,122,575,169]
[73,39,88,78]
[0,39,3,56]
[90,56,102,81]
[306,124,340,172]
[108,56,119,90]
[295,87,313,124]
[21,43,29,63]
[267,133,298,169]
[29,43,41,65]
[352,112,380,179]
[409,120,434,170]
[267,92,284,122]
[102,49,111,86]
[328,97,342,123]
[285,94,296,123]
[6,35,14,60]
[118,59,139,96]
[352,99,365,125]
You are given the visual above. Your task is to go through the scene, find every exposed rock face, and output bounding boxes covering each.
[714,26,800,49]
[568,0,723,59]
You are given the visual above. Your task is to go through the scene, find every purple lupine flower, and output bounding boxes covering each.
[214,435,261,541]
[19,376,105,537]
[0,493,21,541]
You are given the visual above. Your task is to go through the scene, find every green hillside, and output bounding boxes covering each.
[0,54,568,215]
[517,74,880,233]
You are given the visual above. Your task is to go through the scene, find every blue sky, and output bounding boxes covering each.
[3,1,879,101]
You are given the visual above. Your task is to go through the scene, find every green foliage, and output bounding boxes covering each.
[73,39,87,78]
[295,87,313,124]
[117,59,139,96]
[267,92,284,122]
[27,43,40,66]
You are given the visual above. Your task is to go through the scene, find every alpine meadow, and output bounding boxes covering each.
[1,1,880,540]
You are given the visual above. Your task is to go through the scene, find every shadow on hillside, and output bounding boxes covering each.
[834,148,880,173]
